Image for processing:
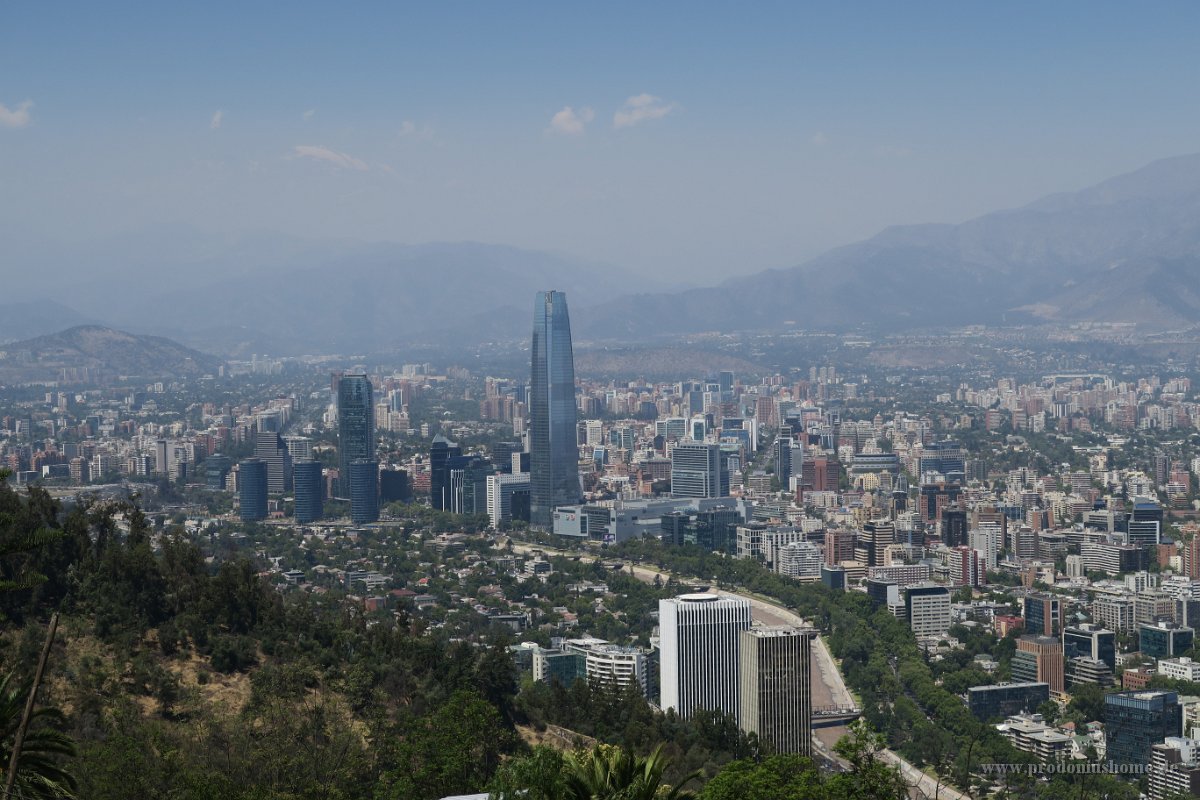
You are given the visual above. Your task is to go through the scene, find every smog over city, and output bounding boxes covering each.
[3,4,1200,800]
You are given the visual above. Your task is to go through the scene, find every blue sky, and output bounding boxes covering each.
[3,1,1200,282]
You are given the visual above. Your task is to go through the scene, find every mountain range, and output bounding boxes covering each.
[0,326,222,384]
[10,152,1200,355]
[571,153,1200,339]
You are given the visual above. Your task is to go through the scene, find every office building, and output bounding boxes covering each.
[671,442,729,499]
[1062,623,1116,670]
[205,454,232,490]
[1012,635,1065,696]
[967,682,1050,720]
[1141,623,1195,660]
[379,468,411,504]
[660,507,741,553]
[529,290,580,527]
[254,430,293,494]
[906,583,951,637]
[659,594,751,719]
[1024,593,1062,637]
[487,471,532,529]
[1105,691,1182,767]
[293,459,323,523]
[941,508,968,547]
[348,459,379,524]
[448,454,494,515]
[429,435,462,511]
[238,458,268,522]
[533,648,586,687]
[337,374,375,497]
[821,565,847,590]
[738,627,813,756]
[859,520,895,568]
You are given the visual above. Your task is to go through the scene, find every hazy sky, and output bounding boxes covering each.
[4,1,1200,284]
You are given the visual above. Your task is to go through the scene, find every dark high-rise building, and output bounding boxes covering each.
[379,468,411,504]
[967,682,1050,720]
[293,459,323,523]
[941,508,968,547]
[429,435,462,511]
[205,454,232,490]
[1140,623,1194,660]
[254,430,293,494]
[1063,623,1116,670]
[492,441,522,474]
[1105,691,1182,767]
[738,627,813,756]
[238,458,268,522]
[529,290,580,527]
[1023,593,1062,637]
[348,459,379,524]
[448,454,493,515]
[337,374,375,498]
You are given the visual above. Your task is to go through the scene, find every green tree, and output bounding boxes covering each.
[378,690,515,800]
[1066,682,1106,725]
[0,671,78,799]
[488,746,568,800]
[562,743,698,800]
[700,754,824,800]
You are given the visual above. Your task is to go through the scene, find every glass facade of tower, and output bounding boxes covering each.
[337,374,374,496]
[238,458,268,522]
[530,290,580,527]
[349,459,379,524]
[293,459,324,524]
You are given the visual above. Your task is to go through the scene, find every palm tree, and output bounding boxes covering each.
[563,743,698,800]
[0,672,77,799]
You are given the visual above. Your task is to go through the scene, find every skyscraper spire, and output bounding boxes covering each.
[529,290,580,527]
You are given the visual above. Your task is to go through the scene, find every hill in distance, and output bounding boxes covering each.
[574,152,1200,339]
[6,234,669,356]
[0,325,223,383]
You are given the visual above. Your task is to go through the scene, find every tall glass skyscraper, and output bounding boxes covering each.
[293,459,324,524]
[337,373,374,497]
[349,459,379,524]
[529,290,580,527]
[238,458,268,522]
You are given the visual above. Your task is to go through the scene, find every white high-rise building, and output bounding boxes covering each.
[486,472,531,529]
[659,594,752,719]
[969,522,1002,570]
[778,541,822,581]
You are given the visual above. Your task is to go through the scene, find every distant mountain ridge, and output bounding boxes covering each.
[573,153,1200,338]
[7,237,664,355]
[0,325,222,383]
